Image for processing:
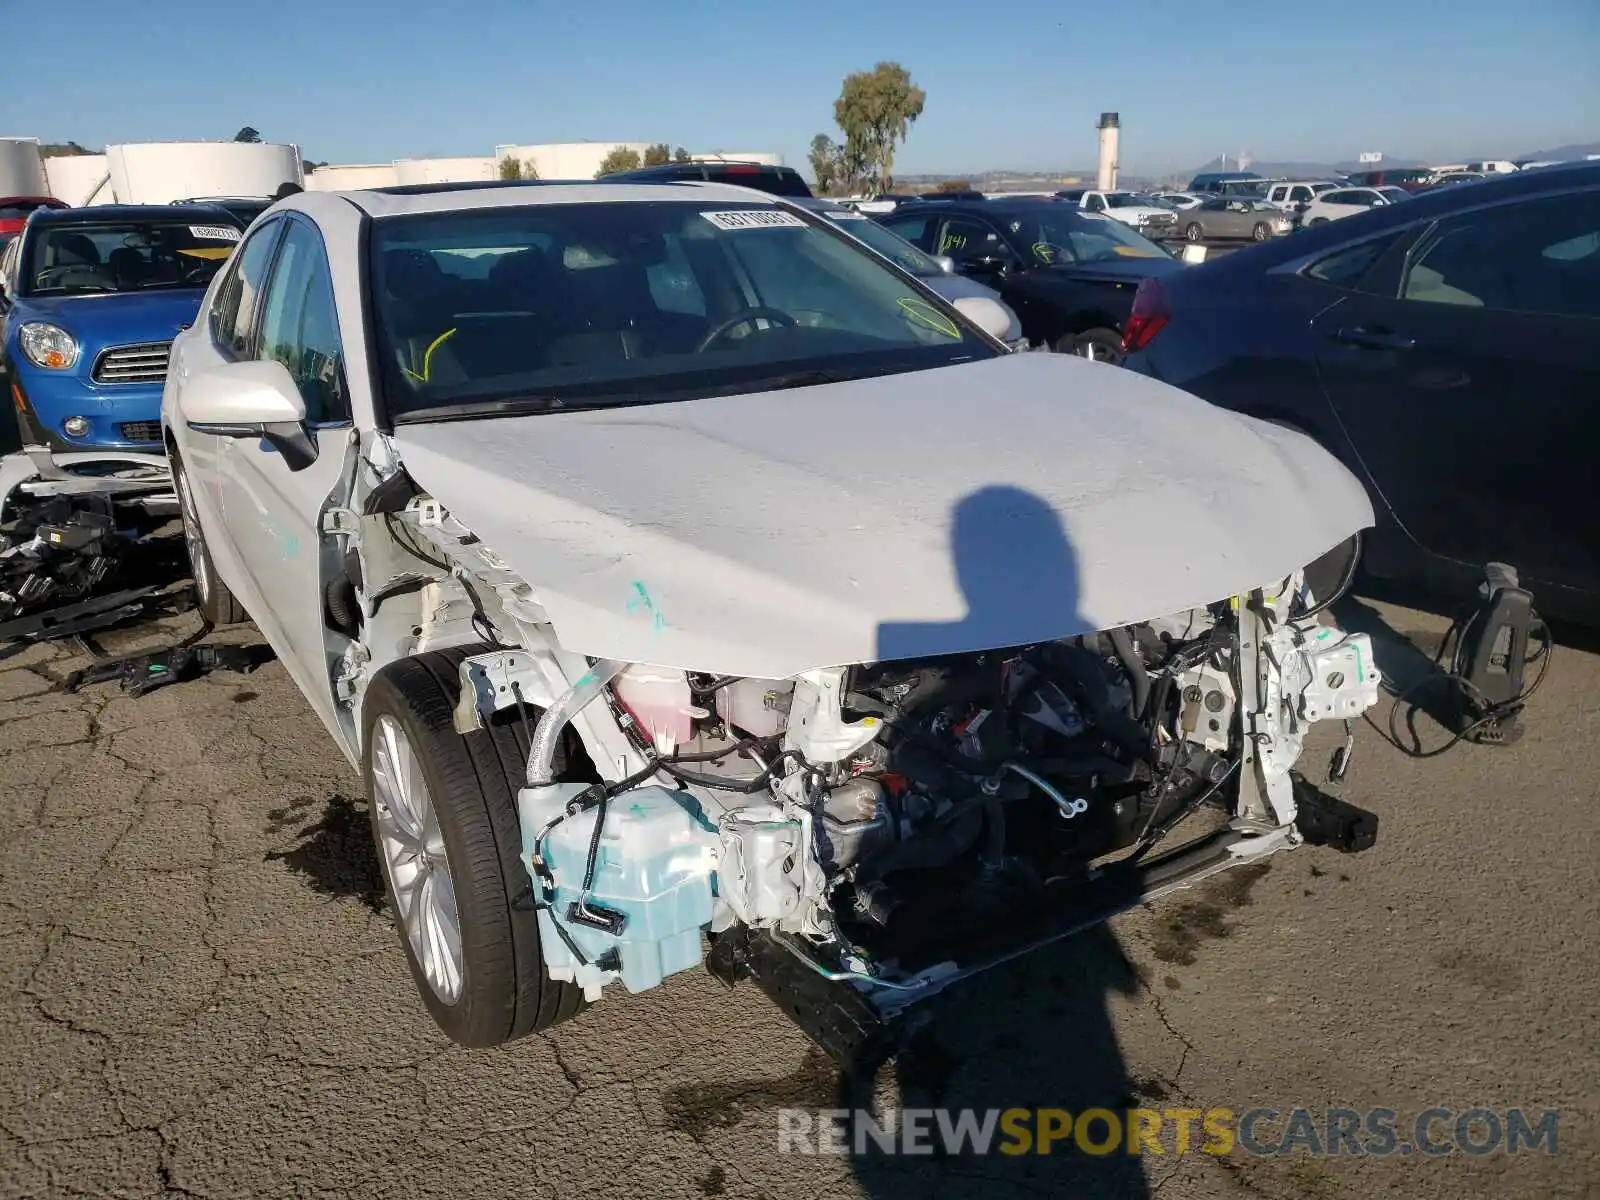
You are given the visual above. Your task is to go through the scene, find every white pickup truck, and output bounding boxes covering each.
[1054,188,1180,240]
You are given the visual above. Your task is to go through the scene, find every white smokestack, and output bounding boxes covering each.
[1097,113,1120,190]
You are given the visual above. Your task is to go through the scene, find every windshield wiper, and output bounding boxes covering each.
[392,394,621,424]
[763,370,839,389]
[30,284,116,295]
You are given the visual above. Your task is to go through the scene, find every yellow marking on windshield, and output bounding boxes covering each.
[177,247,233,260]
[896,297,960,339]
[1032,242,1056,263]
[1113,245,1158,257]
[422,328,457,381]
[401,328,458,384]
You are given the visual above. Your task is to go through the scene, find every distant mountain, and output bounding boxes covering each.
[1182,156,1423,181]
[1515,141,1600,162]
[1183,141,1599,181]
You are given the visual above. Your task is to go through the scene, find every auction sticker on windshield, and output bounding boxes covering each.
[188,225,241,241]
[700,210,807,230]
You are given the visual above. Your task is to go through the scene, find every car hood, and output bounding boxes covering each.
[390,352,1373,677]
[14,289,206,350]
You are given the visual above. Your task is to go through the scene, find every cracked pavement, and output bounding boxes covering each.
[1,597,1595,1198]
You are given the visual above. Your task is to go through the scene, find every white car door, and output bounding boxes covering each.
[169,216,286,592]
[216,216,356,711]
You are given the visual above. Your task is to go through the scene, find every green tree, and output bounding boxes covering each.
[834,62,925,195]
[498,156,523,180]
[233,126,261,143]
[808,134,841,195]
[595,146,643,177]
[643,143,672,167]
[673,146,691,162]
[40,141,94,158]
[935,178,973,192]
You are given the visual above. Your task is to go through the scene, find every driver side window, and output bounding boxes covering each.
[212,220,282,358]
[256,221,349,424]
[936,217,1008,263]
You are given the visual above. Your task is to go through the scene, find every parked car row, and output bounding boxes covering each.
[1123,158,1600,623]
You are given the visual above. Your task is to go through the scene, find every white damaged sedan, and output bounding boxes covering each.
[161,181,1383,1053]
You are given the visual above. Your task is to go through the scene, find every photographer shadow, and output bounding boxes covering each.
[854,484,1153,1197]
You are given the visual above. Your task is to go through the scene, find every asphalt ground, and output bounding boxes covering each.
[1,589,1595,1198]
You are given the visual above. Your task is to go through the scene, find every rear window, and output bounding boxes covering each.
[707,166,813,198]
[613,164,814,199]
[0,200,61,220]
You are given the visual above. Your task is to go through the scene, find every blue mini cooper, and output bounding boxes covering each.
[0,204,243,456]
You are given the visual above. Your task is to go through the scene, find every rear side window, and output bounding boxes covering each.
[1305,233,1406,290]
[1401,192,1600,317]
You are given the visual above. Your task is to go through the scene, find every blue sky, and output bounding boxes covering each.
[8,0,1597,175]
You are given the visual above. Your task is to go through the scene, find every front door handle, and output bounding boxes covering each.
[1333,325,1416,351]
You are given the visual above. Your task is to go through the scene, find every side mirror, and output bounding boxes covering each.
[960,253,1011,277]
[950,295,1017,342]
[934,254,956,274]
[180,359,318,471]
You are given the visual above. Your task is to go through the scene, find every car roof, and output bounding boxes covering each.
[338,180,801,218]
[29,202,242,226]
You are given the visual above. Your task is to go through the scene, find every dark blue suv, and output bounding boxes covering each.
[0,204,243,454]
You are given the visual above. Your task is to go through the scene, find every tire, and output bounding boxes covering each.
[362,649,588,1047]
[1185,222,1204,243]
[173,457,246,626]
[1251,222,1271,242]
[1057,327,1124,365]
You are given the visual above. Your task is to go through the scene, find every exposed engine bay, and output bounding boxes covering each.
[486,574,1381,1006]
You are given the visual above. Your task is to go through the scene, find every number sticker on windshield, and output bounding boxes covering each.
[825,210,868,220]
[700,210,807,231]
[188,225,241,242]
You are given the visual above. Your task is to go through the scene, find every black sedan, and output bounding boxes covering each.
[877,197,1182,361]
[1122,161,1600,622]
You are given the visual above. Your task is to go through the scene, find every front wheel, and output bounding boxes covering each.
[173,457,246,626]
[363,649,588,1047]
[1251,222,1271,242]
[1185,222,1204,243]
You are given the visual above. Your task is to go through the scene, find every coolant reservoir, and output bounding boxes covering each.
[613,666,702,753]
[715,678,794,739]
[519,782,718,997]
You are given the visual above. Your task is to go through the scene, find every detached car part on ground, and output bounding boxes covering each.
[164,183,1384,1055]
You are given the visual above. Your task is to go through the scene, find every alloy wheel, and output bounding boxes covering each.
[370,714,464,1004]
